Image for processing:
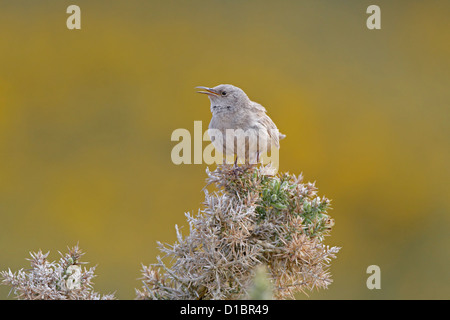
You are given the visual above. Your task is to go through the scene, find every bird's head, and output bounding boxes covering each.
[196,84,249,113]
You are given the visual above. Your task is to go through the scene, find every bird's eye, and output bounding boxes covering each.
[221,91,227,96]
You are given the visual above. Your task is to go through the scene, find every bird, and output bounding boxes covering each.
[196,84,286,166]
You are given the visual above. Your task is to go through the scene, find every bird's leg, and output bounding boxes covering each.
[232,155,244,173]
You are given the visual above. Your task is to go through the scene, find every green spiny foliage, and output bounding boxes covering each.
[211,165,334,240]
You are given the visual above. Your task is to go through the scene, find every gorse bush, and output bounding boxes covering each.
[1,164,340,300]
[136,164,340,299]
[0,245,114,300]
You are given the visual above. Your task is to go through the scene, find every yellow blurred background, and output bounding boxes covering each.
[1,1,449,299]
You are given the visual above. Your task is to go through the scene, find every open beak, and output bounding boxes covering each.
[196,86,220,96]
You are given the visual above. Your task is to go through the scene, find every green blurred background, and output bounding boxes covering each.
[1,0,449,299]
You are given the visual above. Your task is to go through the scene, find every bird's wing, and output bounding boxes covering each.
[251,101,286,147]
[250,101,267,113]
[258,113,280,149]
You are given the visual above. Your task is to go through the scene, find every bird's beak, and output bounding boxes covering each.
[196,86,220,96]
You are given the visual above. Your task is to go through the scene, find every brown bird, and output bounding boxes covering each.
[197,84,286,165]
